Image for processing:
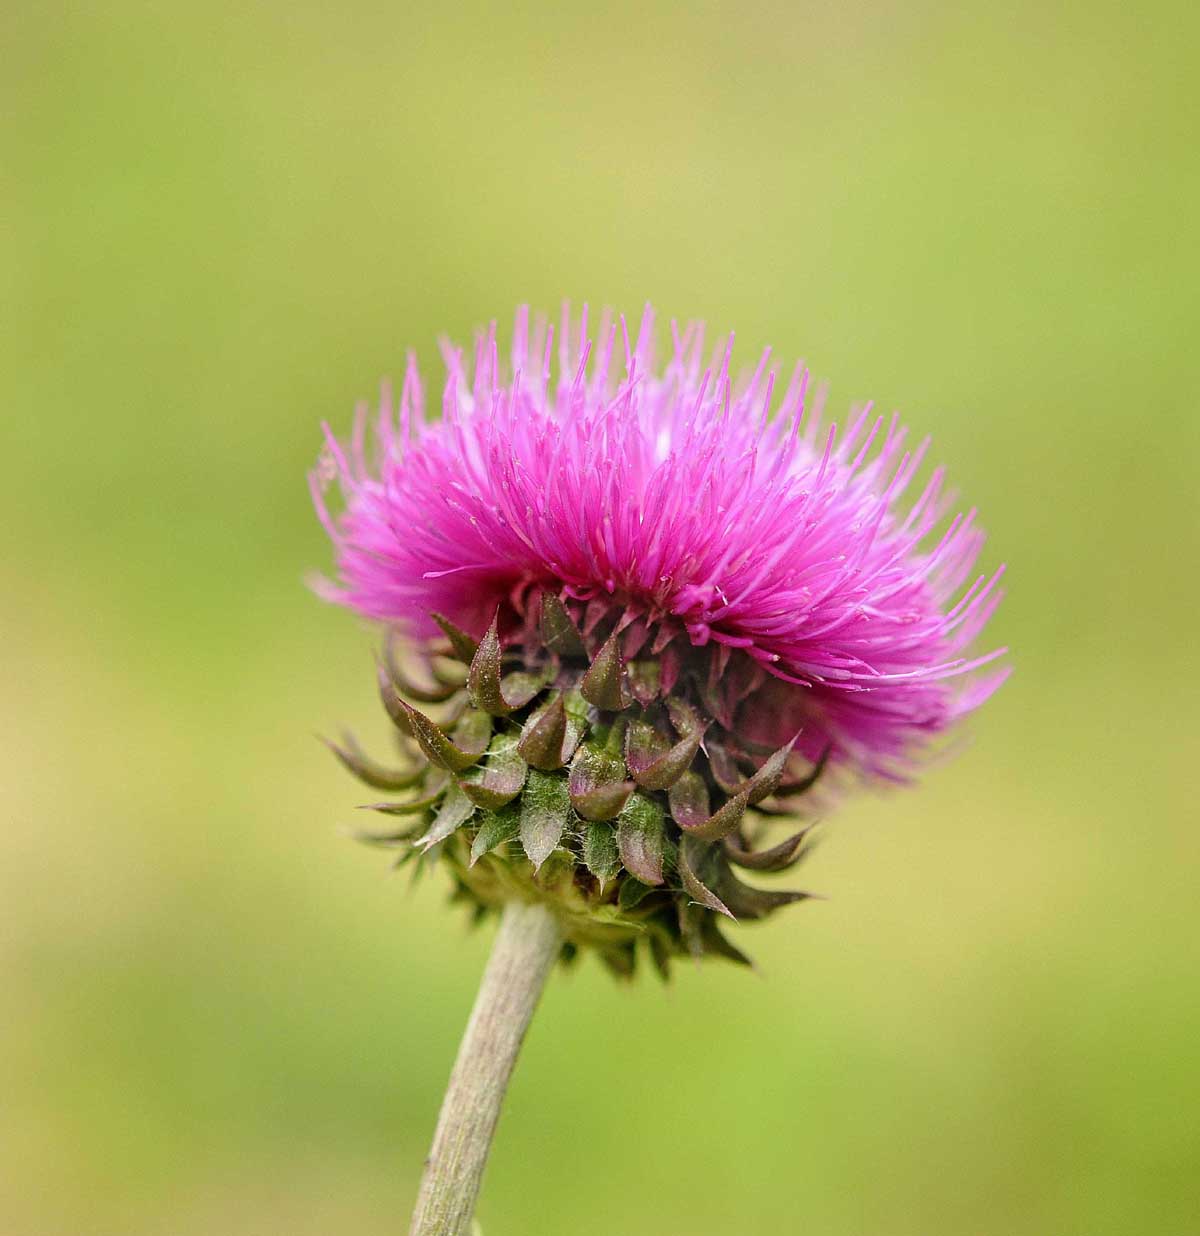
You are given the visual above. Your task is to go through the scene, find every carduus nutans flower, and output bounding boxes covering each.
[311,306,1008,977]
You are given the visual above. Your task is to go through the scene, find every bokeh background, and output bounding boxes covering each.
[4,2,1197,1233]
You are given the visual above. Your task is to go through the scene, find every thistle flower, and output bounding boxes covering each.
[310,306,1008,1234]
[312,305,1006,975]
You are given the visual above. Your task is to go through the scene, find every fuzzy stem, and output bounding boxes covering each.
[408,900,562,1236]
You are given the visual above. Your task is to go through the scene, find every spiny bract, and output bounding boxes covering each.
[329,594,827,978]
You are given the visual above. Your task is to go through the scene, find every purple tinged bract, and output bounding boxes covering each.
[312,306,1008,782]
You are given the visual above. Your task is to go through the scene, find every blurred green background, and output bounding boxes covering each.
[3,2,1197,1233]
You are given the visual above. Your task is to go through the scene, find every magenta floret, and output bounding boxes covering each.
[313,306,1007,781]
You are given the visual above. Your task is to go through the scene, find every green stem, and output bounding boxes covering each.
[408,900,562,1236]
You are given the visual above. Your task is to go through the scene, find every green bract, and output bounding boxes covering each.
[334,592,828,980]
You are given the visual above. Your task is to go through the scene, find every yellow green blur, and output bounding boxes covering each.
[2,2,1196,1233]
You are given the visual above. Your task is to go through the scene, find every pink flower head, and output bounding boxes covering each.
[312,306,1007,782]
